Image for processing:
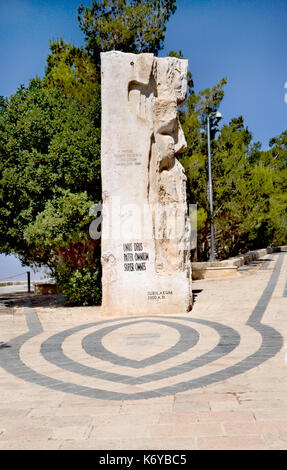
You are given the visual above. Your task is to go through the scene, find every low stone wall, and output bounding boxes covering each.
[33,282,57,295]
[0,281,28,287]
[191,265,239,280]
[0,281,57,294]
[191,245,285,280]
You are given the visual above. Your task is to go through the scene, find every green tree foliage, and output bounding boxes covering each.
[212,118,266,257]
[78,0,177,64]
[269,130,287,168]
[24,190,101,305]
[212,121,287,257]
[0,70,102,304]
[179,77,227,259]
[44,39,99,104]
[252,130,287,246]
[180,77,287,260]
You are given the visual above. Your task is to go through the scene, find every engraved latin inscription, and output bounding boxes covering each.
[123,243,149,272]
[115,152,142,166]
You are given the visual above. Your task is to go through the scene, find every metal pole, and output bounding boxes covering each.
[27,271,31,293]
[207,113,215,261]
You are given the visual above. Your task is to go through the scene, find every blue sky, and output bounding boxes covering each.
[162,0,287,149]
[1,0,286,147]
[0,0,286,278]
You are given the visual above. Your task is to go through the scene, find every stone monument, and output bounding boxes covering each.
[100,51,192,315]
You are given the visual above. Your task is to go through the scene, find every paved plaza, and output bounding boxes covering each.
[0,251,287,450]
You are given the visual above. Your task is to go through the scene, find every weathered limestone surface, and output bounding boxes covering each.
[101,51,192,315]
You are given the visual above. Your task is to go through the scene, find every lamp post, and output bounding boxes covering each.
[206,110,222,261]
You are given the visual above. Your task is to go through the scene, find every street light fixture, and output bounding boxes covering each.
[206,110,222,261]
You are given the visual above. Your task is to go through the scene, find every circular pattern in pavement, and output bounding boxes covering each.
[0,253,285,400]
[40,316,240,391]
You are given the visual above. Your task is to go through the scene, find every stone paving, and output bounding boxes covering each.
[0,251,286,450]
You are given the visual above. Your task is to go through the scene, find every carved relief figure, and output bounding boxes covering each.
[149,57,190,275]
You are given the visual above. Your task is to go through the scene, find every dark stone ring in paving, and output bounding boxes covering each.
[0,254,284,401]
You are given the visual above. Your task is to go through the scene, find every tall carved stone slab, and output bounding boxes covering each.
[101,51,192,315]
